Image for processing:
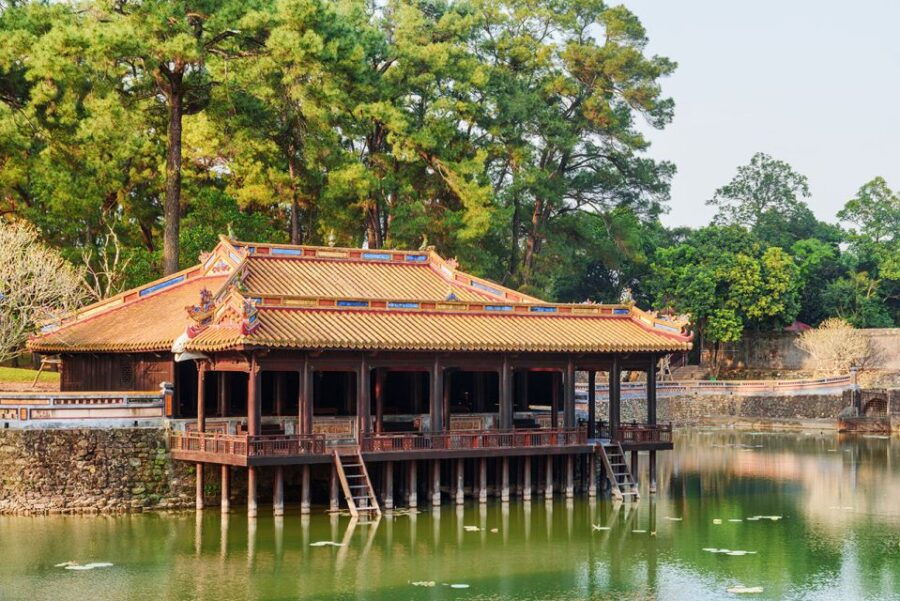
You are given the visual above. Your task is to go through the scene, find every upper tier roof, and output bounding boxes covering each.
[29,236,691,355]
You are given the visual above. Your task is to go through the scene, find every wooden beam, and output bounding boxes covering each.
[197,365,206,433]
[587,371,596,439]
[430,357,444,432]
[299,357,312,435]
[273,466,285,516]
[523,456,532,501]
[220,465,230,513]
[647,355,657,426]
[195,463,204,510]
[564,357,575,428]
[301,465,311,514]
[357,355,371,439]
[247,355,260,436]
[609,357,621,440]
[499,356,513,429]
[247,466,258,518]
[407,460,418,509]
[374,368,385,434]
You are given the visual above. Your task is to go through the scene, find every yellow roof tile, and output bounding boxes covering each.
[29,275,228,353]
[187,307,691,354]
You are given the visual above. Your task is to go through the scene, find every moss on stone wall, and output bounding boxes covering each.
[0,428,194,515]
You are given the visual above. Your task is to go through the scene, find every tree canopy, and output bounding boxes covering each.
[0,0,895,360]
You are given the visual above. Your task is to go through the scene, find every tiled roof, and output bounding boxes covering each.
[188,306,692,353]
[28,237,691,354]
[243,256,489,302]
[30,274,228,353]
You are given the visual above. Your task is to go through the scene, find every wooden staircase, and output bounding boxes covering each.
[333,449,381,518]
[597,442,640,501]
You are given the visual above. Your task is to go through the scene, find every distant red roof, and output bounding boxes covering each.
[784,320,812,332]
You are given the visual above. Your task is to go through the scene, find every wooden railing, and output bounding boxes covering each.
[615,422,673,444]
[360,428,586,452]
[168,431,326,460]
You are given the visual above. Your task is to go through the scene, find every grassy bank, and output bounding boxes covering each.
[0,366,59,384]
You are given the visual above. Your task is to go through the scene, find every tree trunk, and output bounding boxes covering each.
[521,198,544,284]
[288,154,301,245]
[163,87,184,275]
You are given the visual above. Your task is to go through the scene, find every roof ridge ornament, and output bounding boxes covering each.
[185,288,216,338]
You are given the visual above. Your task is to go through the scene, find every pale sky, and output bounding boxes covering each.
[621,0,900,228]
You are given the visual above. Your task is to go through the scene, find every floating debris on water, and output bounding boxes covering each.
[411,581,436,587]
[728,519,743,523]
[631,529,647,534]
[60,562,114,571]
[490,528,499,533]
[449,584,470,589]
[746,515,782,521]
[463,525,481,532]
[664,516,683,521]
[310,541,345,547]
[713,519,723,525]
[591,524,611,531]
[702,548,757,555]
[726,585,764,594]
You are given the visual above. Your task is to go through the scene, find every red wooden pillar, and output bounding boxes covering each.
[248,356,260,436]
[357,356,371,440]
[299,357,312,435]
[550,371,562,428]
[374,368,386,434]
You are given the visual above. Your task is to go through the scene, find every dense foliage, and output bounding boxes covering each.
[0,0,896,349]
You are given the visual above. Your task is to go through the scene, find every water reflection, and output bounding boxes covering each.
[0,431,898,601]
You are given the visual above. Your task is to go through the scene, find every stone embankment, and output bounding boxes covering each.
[607,392,847,429]
[0,428,194,515]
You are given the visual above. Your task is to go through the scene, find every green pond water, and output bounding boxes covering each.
[2,430,899,601]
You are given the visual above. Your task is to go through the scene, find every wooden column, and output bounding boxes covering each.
[431,460,441,506]
[220,465,230,513]
[647,355,658,425]
[455,458,465,505]
[407,460,418,508]
[587,371,596,439]
[545,456,554,497]
[430,357,444,432]
[247,356,260,436]
[523,456,532,501]
[357,356,371,440]
[588,453,597,498]
[609,357,621,440]
[301,465,311,514]
[564,357,575,428]
[374,368,385,434]
[195,365,206,511]
[478,458,487,503]
[383,461,394,510]
[329,464,339,512]
[217,372,228,417]
[551,372,560,428]
[247,466,258,518]
[273,466,285,516]
[631,450,639,484]
[197,365,206,432]
[565,455,574,499]
[299,358,312,435]
[649,450,657,494]
[501,457,510,502]
[499,356,513,430]
[195,463,204,510]
[274,372,286,417]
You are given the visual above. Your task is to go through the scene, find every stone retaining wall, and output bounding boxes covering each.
[601,392,847,425]
[0,428,194,515]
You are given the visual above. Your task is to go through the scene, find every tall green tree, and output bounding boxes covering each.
[473,0,676,291]
[89,0,267,274]
[649,225,801,372]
